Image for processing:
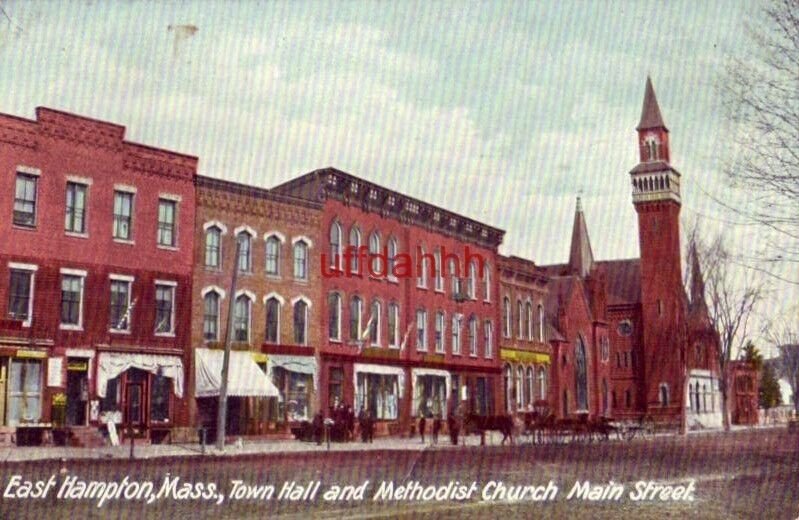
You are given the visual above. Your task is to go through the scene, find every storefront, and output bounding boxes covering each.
[266,354,318,424]
[411,368,451,419]
[500,348,551,414]
[353,363,404,421]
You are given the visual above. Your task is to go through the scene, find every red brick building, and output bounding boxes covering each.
[272,168,504,435]
[0,107,197,445]
[190,176,322,438]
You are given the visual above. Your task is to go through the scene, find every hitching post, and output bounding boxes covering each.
[216,239,242,451]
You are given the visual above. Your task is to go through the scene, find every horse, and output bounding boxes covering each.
[464,413,515,445]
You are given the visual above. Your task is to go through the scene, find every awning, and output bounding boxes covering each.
[353,363,406,393]
[97,352,184,398]
[266,354,318,392]
[500,348,551,365]
[195,348,281,398]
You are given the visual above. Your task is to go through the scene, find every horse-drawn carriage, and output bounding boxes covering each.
[519,409,658,444]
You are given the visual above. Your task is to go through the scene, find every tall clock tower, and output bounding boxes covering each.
[630,77,685,418]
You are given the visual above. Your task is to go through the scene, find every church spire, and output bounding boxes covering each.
[688,240,708,314]
[568,196,594,278]
[637,76,667,131]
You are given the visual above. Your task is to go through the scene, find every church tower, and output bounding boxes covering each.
[630,77,685,417]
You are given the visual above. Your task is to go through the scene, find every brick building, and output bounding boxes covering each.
[497,255,552,416]
[272,168,505,435]
[190,176,322,438]
[0,107,197,445]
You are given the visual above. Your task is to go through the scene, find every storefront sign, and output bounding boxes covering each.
[47,357,64,387]
[17,349,47,359]
[250,352,268,364]
[500,348,550,364]
[67,360,88,371]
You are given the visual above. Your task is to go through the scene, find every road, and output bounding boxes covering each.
[0,428,796,519]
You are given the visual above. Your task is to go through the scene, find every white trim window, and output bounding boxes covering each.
[468,315,478,356]
[329,221,342,270]
[387,237,398,281]
[417,246,428,288]
[109,277,133,332]
[368,232,382,276]
[293,240,309,280]
[451,314,462,355]
[467,261,477,299]
[13,172,38,228]
[64,181,88,234]
[59,270,86,330]
[349,296,363,342]
[237,230,254,273]
[517,300,523,339]
[154,282,176,335]
[293,299,309,345]
[328,292,341,341]
[205,226,222,269]
[435,311,445,353]
[113,190,134,241]
[157,198,177,247]
[203,290,221,341]
[349,226,361,274]
[265,234,281,276]
[234,293,253,343]
[416,309,427,351]
[7,265,36,326]
[525,301,533,340]
[369,300,381,346]
[483,320,493,358]
[434,249,443,291]
[538,304,545,341]
[503,297,511,338]
[483,263,491,302]
[388,302,400,348]
[265,295,281,343]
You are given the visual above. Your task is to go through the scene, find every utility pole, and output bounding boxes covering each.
[216,239,242,451]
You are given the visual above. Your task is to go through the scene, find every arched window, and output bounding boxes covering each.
[702,383,707,412]
[516,366,524,411]
[504,365,513,413]
[526,366,534,407]
[205,227,221,268]
[468,315,477,356]
[293,299,308,345]
[467,261,477,299]
[602,379,609,415]
[369,300,381,346]
[525,301,533,340]
[202,291,220,340]
[293,240,308,280]
[417,245,427,288]
[265,235,281,275]
[503,297,511,338]
[328,293,341,341]
[234,294,252,343]
[538,304,545,341]
[329,221,342,269]
[349,226,361,274]
[265,296,281,343]
[449,259,460,295]
[575,336,588,410]
[538,366,547,401]
[388,302,399,348]
[452,315,461,354]
[368,232,381,275]
[516,300,523,339]
[660,383,670,407]
[483,263,491,301]
[434,311,445,353]
[434,249,443,291]
[483,321,493,358]
[387,237,398,279]
[237,231,252,272]
[349,296,362,341]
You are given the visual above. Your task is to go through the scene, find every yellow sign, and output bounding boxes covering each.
[250,352,268,364]
[500,348,550,365]
[16,349,46,359]
[67,361,88,371]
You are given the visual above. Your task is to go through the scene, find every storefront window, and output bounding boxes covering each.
[273,367,312,421]
[150,374,171,422]
[101,376,120,412]
[328,367,344,409]
[7,359,42,425]
[414,375,447,418]
[356,373,399,420]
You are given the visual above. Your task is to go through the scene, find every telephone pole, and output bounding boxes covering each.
[216,239,242,451]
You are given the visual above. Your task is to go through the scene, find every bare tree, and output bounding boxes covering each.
[690,230,764,430]
[721,0,799,283]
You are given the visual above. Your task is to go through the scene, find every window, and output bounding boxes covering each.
[538,304,545,341]
[150,374,171,423]
[575,336,588,411]
[329,222,342,269]
[468,315,477,356]
[387,237,398,279]
[349,296,362,341]
[101,376,120,413]
[293,240,308,280]
[435,311,445,353]
[368,232,382,275]
[483,264,491,301]
[328,293,341,341]
[205,227,221,268]
[348,226,361,274]
[504,365,513,412]
[155,283,175,334]
[7,359,42,425]
[265,235,280,275]
[516,366,524,410]
[601,337,610,362]
[434,250,443,291]
[625,389,632,408]
[516,300,523,339]
[113,191,133,240]
[388,303,399,348]
[8,268,34,324]
[328,367,344,408]
[109,279,132,331]
[13,173,37,227]
[293,299,308,345]
[237,232,252,272]
[157,199,177,247]
[503,297,511,338]
[60,274,84,328]
[467,261,477,299]
[538,367,547,401]
[416,309,427,351]
[64,182,87,234]
[416,246,427,288]
[369,300,381,346]
[525,302,533,340]
[527,367,535,406]
[449,259,461,295]
[484,321,493,358]
[234,294,251,342]
[659,383,670,407]
[452,315,462,354]
[203,291,220,341]
[265,296,280,343]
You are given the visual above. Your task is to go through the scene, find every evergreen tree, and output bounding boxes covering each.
[759,363,782,410]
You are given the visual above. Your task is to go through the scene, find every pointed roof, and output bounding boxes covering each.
[688,242,708,316]
[636,76,668,131]
[568,197,594,278]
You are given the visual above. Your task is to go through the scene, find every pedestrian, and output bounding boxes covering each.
[366,410,375,444]
[418,414,426,444]
[312,412,324,446]
[432,414,442,445]
[345,405,355,442]
[358,408,369,443]
[448,413,460,445]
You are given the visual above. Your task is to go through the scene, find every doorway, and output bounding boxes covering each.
[65,359,88,426]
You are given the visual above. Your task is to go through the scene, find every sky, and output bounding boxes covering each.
[1,1,794,349]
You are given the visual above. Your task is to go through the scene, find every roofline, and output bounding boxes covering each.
[197,174,322,209]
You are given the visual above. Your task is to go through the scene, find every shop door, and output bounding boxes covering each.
[125,383,144,428]
[65,361,88,426]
